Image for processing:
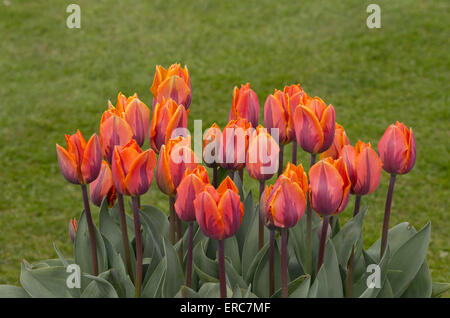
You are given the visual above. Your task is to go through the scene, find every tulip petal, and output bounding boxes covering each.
[319,105,336,153]
[125,98,150,147]
[194,191,224,240]
[218,190,243,238]
[81,134,102,184]
[269,179,306,228]
[90,161,114,207]
[111,146,128,195]
[157,75,191,108]
[354,146,382,195]
[124,149,157,196]
[56,144,80,184]
[100,115,133,163]
[156,145,176,196]
[294,106,324,154]
[378,125,409,174]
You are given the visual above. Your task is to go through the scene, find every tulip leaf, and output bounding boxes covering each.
[74,210,108,277]
[197,282,233,298]
[357,247,390,298]
[139,209,163,280]
[110,201,135,241]
[177,285,200,298]
[431,282,450,298]
[53,243,70,267]
[308,266,327,298]
[0,285,30,298]
[224,236,241,275]
[235,191,255,256]
[322,239,343,297]
[161,237,184,298]
[386,222,431,297]
[400,261,432,298]
[81,272,119,298]
[193,240,219,283]
[216,166,230,186]
[225,258,248,290]
[244,243,269,284]
[271,275,310,298]
[241,213,269,279]
[140,205,170,241]
[232,171,245,200]
[141,257,166,298]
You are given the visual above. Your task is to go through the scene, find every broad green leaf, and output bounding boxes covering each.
[224,236,241,275]
[197,282,233,298]
[241,213,269,278]
[272,275,310,298]
[225,259,248,290]
[400,261,432,298]
[252,238,283,298]
[162,237,184,297]
[431,282,450,298]
[0,285,30,298]
[193,240,219,283]
[308,266,327,298]
[244,243,269,284]
[140,205,170,240]
[235,192,255,256]
[358,247,390,298]
[81,272,119,298]
[177,285,200,298]
[141,257,166,298]
[53,243,69,267]
[322,240,343,297]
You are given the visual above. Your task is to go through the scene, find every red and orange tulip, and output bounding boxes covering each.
[111,140,157,197]
[219,118,252,171]
[203,123,221,168]
[309,157,351,216]
[228,83,260,128]
[378,122,416,175]
[320,123,350,160]
[260,163,308,228]
[294,97,336,155]
[342,141,382,195]
[175,166,210,222]
[99,112,134,164]
[150,98,189,154]
[194,177,244,240]
[68,217,78,245]
[56,130,102,185]
[90,160,117,207]
[283,84,311,113]
[264,90,294,145]
[246,125,280,181]
[150,64,191,109]
[156,136,199,197]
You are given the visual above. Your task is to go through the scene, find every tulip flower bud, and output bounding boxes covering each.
[219,118,252,171]
[175,166,210,222]
[156,136,199,197]
[260,163,308,229]
[264,90,294,145]
[150,98,189,154]
[283,84,311,111]
[151,64,191,109]
[246,125,280,181]
[194,177,244,240]
[228,83,260,128]
[69,218,78,245]
[111,140,157,196]
[378,122,416,175]
[309,158,351,217]
[342,141,382,195]
[56,130,102,185]
[90,160,117,207]
[99,113,134,164]
[294,97,336,155]
[320,123,350,160]
[203,123,221,168]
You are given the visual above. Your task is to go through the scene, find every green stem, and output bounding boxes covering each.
[316,215,329,272]
[218,239,226,298]
[305,153,316,274]
[169,196,176,245]
[269,228,275,296]
[81,184,98,276]
[277,144,284,177]
[186,222,194,288]
[292,140,297,165]
[346,195,361,298]
[281,228,288,298]
[258,180,265,250]
[117,193,133,281]
[131,196,143,298]
[381,174,396,257]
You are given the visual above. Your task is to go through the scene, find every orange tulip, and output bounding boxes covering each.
[246,125,280,181]
[228,83,260,128]
[342,141,382,195]
[150,64,191,109]
[90,160,117,207]
[111,140,157,196]
[294,97,336,154]
[260,163,308,228]
[194,177,244,240]
[378,122,416,175]
[219,118,252,171]
[175,166,210,222]
[156,136,199,197]
[264,90,294,145]
[56,130,102,185]
[99,111,133,163]
[309,158,351,216]
[320,123,350,160]
[283,84,311,112]
[68,217,77,244]
[203,123,221,168]
[150,98,189,154]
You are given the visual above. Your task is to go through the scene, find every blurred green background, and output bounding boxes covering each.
[0,0,448,289]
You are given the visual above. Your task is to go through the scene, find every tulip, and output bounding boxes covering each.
[228,83,260,128]
[264,90,294,146]
[99,113,133,164]
[320,123,350,160]
[150,98,189,154]
[294,97,336,155]
[56,130,102,185]
[111,139,157,197]
[219,118,252,172]
[309,158,350,272]
[203,123,221,187]
[378,122,416,258]
[194,177,244,298]
[68,218,78,245]
[90,160,117,207]
[150,64,191,109]
[378,121,416,175]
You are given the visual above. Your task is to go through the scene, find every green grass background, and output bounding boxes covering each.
[0,0,448,289]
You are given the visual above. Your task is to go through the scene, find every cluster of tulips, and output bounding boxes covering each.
[56,63,417,298]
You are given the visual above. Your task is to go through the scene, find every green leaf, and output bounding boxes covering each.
[272,275,310,298]
[177,285,200,298]
[53,243,69,267]
[431,282,450,298]
[387,222,431,297]
[162,237,184,297]
[225,259,248,290]
[197,282,233,298]
[0,285,31,298]
[20,261,80,298]
[193,240,219,283]
[400,261,432,298]
[224,236,241,275]
[357,247,390,298]
[110,201,135,241]
[216,166,229,186]
[141,257,166,298]
[232,171,245,200]
[74,211,108,276]
[235,191,255,256]
[244,243,269,284]
[81,272,119,298]
[140,205,170,241]
[308,266,327,297]
[241,213,269,278]
[322,240,343,297]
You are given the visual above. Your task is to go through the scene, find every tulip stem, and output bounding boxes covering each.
[317,215,329,273]
[269,228,275,296]
[292,140,297,165]
[169,196,176,245]
[212,165,218,188]
[218,239,227,298]
[281,228,288,298]
[177,215,183,264]
[118,194,133,281]
[80,184,98,276]
[131,196,143,298]
[305,153,316,274]
[381,174,396,257]
[258,180,265,250]
[346,195,361,298]
[277,144,284,177]
[186,222,194,288]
